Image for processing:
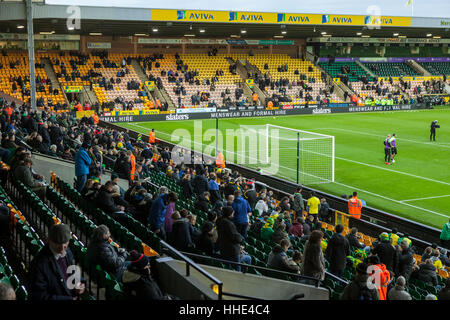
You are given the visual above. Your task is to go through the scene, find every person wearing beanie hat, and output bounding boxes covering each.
[260,217,275,242]
[216,206,244,271]
[28,224,86,300]
[122,251,172,300]
[372,230,397,273]
[340,262,380,300]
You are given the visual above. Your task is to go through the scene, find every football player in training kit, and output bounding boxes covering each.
[384,134,391,165]
[390,133,397,163]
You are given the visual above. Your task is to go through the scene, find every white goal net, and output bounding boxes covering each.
[261,124,335,185]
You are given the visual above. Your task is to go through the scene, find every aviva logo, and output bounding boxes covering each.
[322,14,352,24]
[278,13,310,23]
[230,12,264,22]
[177,10,214,21]
[229,12,238,21]
[364,16,393,25]
[177,10,186,20]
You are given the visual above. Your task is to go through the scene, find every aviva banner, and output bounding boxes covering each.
[151,9,410,26]
[151,9,277,23]
[276,13,321,24]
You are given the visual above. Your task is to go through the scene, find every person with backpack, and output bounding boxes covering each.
[340,263,380,300]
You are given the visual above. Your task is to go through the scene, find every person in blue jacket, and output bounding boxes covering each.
[75,141,92,192]
[231,190,252,241]
[148,186,169,240]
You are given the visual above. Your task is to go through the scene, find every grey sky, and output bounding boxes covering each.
[45,0,450,18]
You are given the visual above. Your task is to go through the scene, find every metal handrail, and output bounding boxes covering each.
[159,240,224,300]
[177,251,324,288]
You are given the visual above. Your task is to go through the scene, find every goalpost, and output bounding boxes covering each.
[263,124,335,185]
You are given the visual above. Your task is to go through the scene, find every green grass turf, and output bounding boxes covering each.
[119,107,450,229]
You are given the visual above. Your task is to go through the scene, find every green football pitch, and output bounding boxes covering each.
[118,106,450,229]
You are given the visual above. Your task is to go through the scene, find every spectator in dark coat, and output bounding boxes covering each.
[410,259,438,287]
[122,250,172,300]
[325,224,350,278]
[318,198,331,222]
[372,232,397,273]
[216,206,244,271]
[0,203,10,248]
[243,183,257,210]
[169,212,193,252]
[292,186,304,215]
[95,182,127,220]
[180,174,194,199]
[340,263,379,300]
[195,191,210,213]
[346,227,365,250]
[192,171,209,196]
[86,225,129,279]
[28,224,85,300]
[267,239,300,274]
[195,221,216,256]
[396,240,414,281]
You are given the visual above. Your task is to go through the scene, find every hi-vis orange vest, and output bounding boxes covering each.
[371,264,390,300]
[92,114,99,124]
[267,101,273,109]
[148,100,155,109]
[348,196,362,219]
[148,131,155,143]
[252,92,258,101]
[156,99,161,108]
[216,152,225,168]
[5,107,12,119]
[130,154,136,181]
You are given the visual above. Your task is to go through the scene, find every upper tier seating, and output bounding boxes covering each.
[364,62,420,77]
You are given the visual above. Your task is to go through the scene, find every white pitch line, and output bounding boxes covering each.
[332,181,450,219]
[401,194,450,202]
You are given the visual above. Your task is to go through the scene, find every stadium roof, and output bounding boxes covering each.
[0,3,448,39]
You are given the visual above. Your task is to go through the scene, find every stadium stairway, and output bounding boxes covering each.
[130,59,159,105]
[407,60,431,76]
[355,60,378,78]
[42,57,69,105]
